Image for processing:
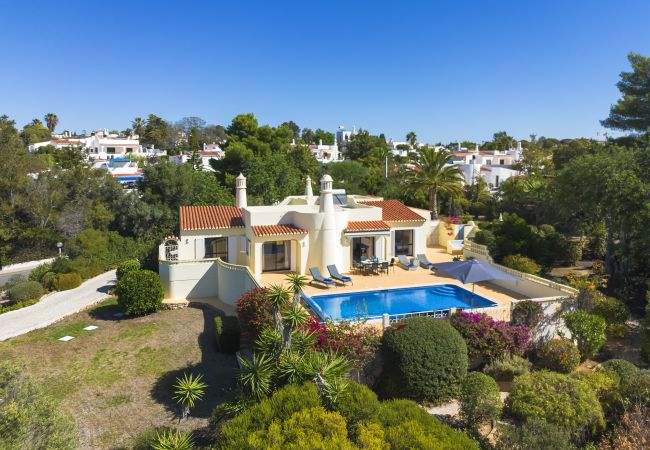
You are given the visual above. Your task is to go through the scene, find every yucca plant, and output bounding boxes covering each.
[255,327,283,356]
[266,284,291,335]
[172,373,207,420]
[285,272,308,307]
[282,305,309,350]
[290,328,317,353]
[152,429,195,450]
[238,352,274,400]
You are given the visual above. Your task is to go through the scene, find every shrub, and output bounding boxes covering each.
[115,269,163,316]
[502,254,541,275]
[151,429,194,450]
[591,296,629,324]
[597,359,639,385]
[40,271,56,290]
[236,287,272,338]
[215,316,240,353]
[505,371,604,439]
[28,262,53,282]
[1,274,26,291]
[570,371,620,416]
[607,323,630,339]
[333,381,381,429]
[459,372,502,429]
[0,362,77,449]
[379,317,468,404]
[116,258,140,280]
[449,312,530,361]
[51,257,75,274]
[379,398,478,450]
[474,230,496,253]
[511,300,544,328]
[620,374,650,408]
[483,354,532,381]
[495,418,575,450]
[598,404,650,450]
[536,339,581,373]
[7,280,44,302]
[52,272,82,291]
[564,311,607,360]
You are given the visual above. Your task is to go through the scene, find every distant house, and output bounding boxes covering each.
[450,143,522,189]
[91,157,142,189]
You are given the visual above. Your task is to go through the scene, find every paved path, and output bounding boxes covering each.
[0,270,116,341]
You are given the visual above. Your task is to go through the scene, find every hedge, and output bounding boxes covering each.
[8,281,44,302]
[459,372,502,429]
[379,317,468,404]
[115,269,164,316]
[53,273,82,291]
[215,316,240,353]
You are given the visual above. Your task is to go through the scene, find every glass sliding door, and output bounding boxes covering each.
[205,237,228,260]
[352,237,375,262]
[263,241,291,272]
[394,230,414,256]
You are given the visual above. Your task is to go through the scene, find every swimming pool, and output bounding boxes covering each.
[304,284,497,321]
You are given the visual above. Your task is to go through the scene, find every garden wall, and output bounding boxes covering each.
[159,258,259,307]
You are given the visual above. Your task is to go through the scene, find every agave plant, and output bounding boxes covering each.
[277,351,306,385]
[285,272,309,307]
[152,429,195,450]
[172,373,207,420]
[290,328,318,353]
[282,305,309,350]
[238,352,274,400]
[320,377,350,409]
[255,327,283,356]
[266,284,291,335]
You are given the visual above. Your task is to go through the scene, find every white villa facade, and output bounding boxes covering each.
[159,174,438,300]
[450,143,522,189]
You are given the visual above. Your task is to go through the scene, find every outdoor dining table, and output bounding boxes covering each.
[359,259,385,275]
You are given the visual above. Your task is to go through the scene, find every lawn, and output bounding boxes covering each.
[0,297,238,449]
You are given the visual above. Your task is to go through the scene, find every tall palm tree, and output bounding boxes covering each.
[406,147,464,219]
[406,131,417,148]
[285,273,308,307]
[44,113,58,132]
[131,117,146,136]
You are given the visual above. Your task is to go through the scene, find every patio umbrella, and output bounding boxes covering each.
[432,259,520,308]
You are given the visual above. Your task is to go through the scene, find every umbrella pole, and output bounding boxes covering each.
[472,283,475,310]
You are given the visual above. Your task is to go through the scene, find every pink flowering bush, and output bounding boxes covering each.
[305,316,381,370]
[449,311,530,361]
[236,287,272,339]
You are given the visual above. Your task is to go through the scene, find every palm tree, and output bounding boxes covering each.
[172,373,207,420]
[44,113,58,132]
[406,131,417,148]
[406,147,464,219]
[282,305,309,350]
[285,272,308,307]
[131,117,146,136]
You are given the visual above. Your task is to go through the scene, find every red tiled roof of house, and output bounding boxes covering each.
[180,205,244,230]
[344,220,390,232]
[252,224,307,237]
[358,199,427,222]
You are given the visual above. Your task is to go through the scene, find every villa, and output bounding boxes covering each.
[450,143,522,189]
[158,173,576,326]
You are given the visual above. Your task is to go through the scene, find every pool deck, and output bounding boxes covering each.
[260,247,525,321]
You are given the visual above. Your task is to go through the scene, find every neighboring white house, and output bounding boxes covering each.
[169,149,224,171]
[159,173,439,299]
[307,141,341,163]
[449,143,522,189]
[91,157,143,189]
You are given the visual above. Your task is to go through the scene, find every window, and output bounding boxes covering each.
[495,175,500,187]
[204,237,228,260]
[499,159,505,165]
[394,230,414,256]
[126,147,133,153]
[240,236,247,253]
[486,160,492,165]
[107,147,116,154]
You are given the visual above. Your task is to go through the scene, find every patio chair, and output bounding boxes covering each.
[370,261,380,275]
[389,257,396,273]
[417,253,435,269]
[309,267,335,288]
[379,261,389,275]
[327,264,353,285]
[397,255,418,271]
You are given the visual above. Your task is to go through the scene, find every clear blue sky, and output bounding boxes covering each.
[1,0,649,143]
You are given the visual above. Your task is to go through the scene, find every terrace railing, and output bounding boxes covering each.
[388,308,451,324]
[464,240,578,297]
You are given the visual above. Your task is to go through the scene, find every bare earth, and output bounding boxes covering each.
[0,299,237,449]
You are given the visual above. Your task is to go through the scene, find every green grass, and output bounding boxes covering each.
[50,321,93,340]
[118,322,160,339]
[105,394,132,407]
[135,346,173,376]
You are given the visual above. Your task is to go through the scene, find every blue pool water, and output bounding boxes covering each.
[304,284,497,321]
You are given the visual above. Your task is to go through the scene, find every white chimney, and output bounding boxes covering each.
[305,176,314,205]
[319,174,337,272]
[235,173,247,208]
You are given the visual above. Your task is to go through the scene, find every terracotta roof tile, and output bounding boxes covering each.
[344,220,390,232]
[180,205,244,230]
[358,199,427,222]
[252,224,307,237]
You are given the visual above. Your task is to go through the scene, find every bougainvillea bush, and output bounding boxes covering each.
[235,288,272,339]
[305,316,381,371]
[449,312,530,361]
